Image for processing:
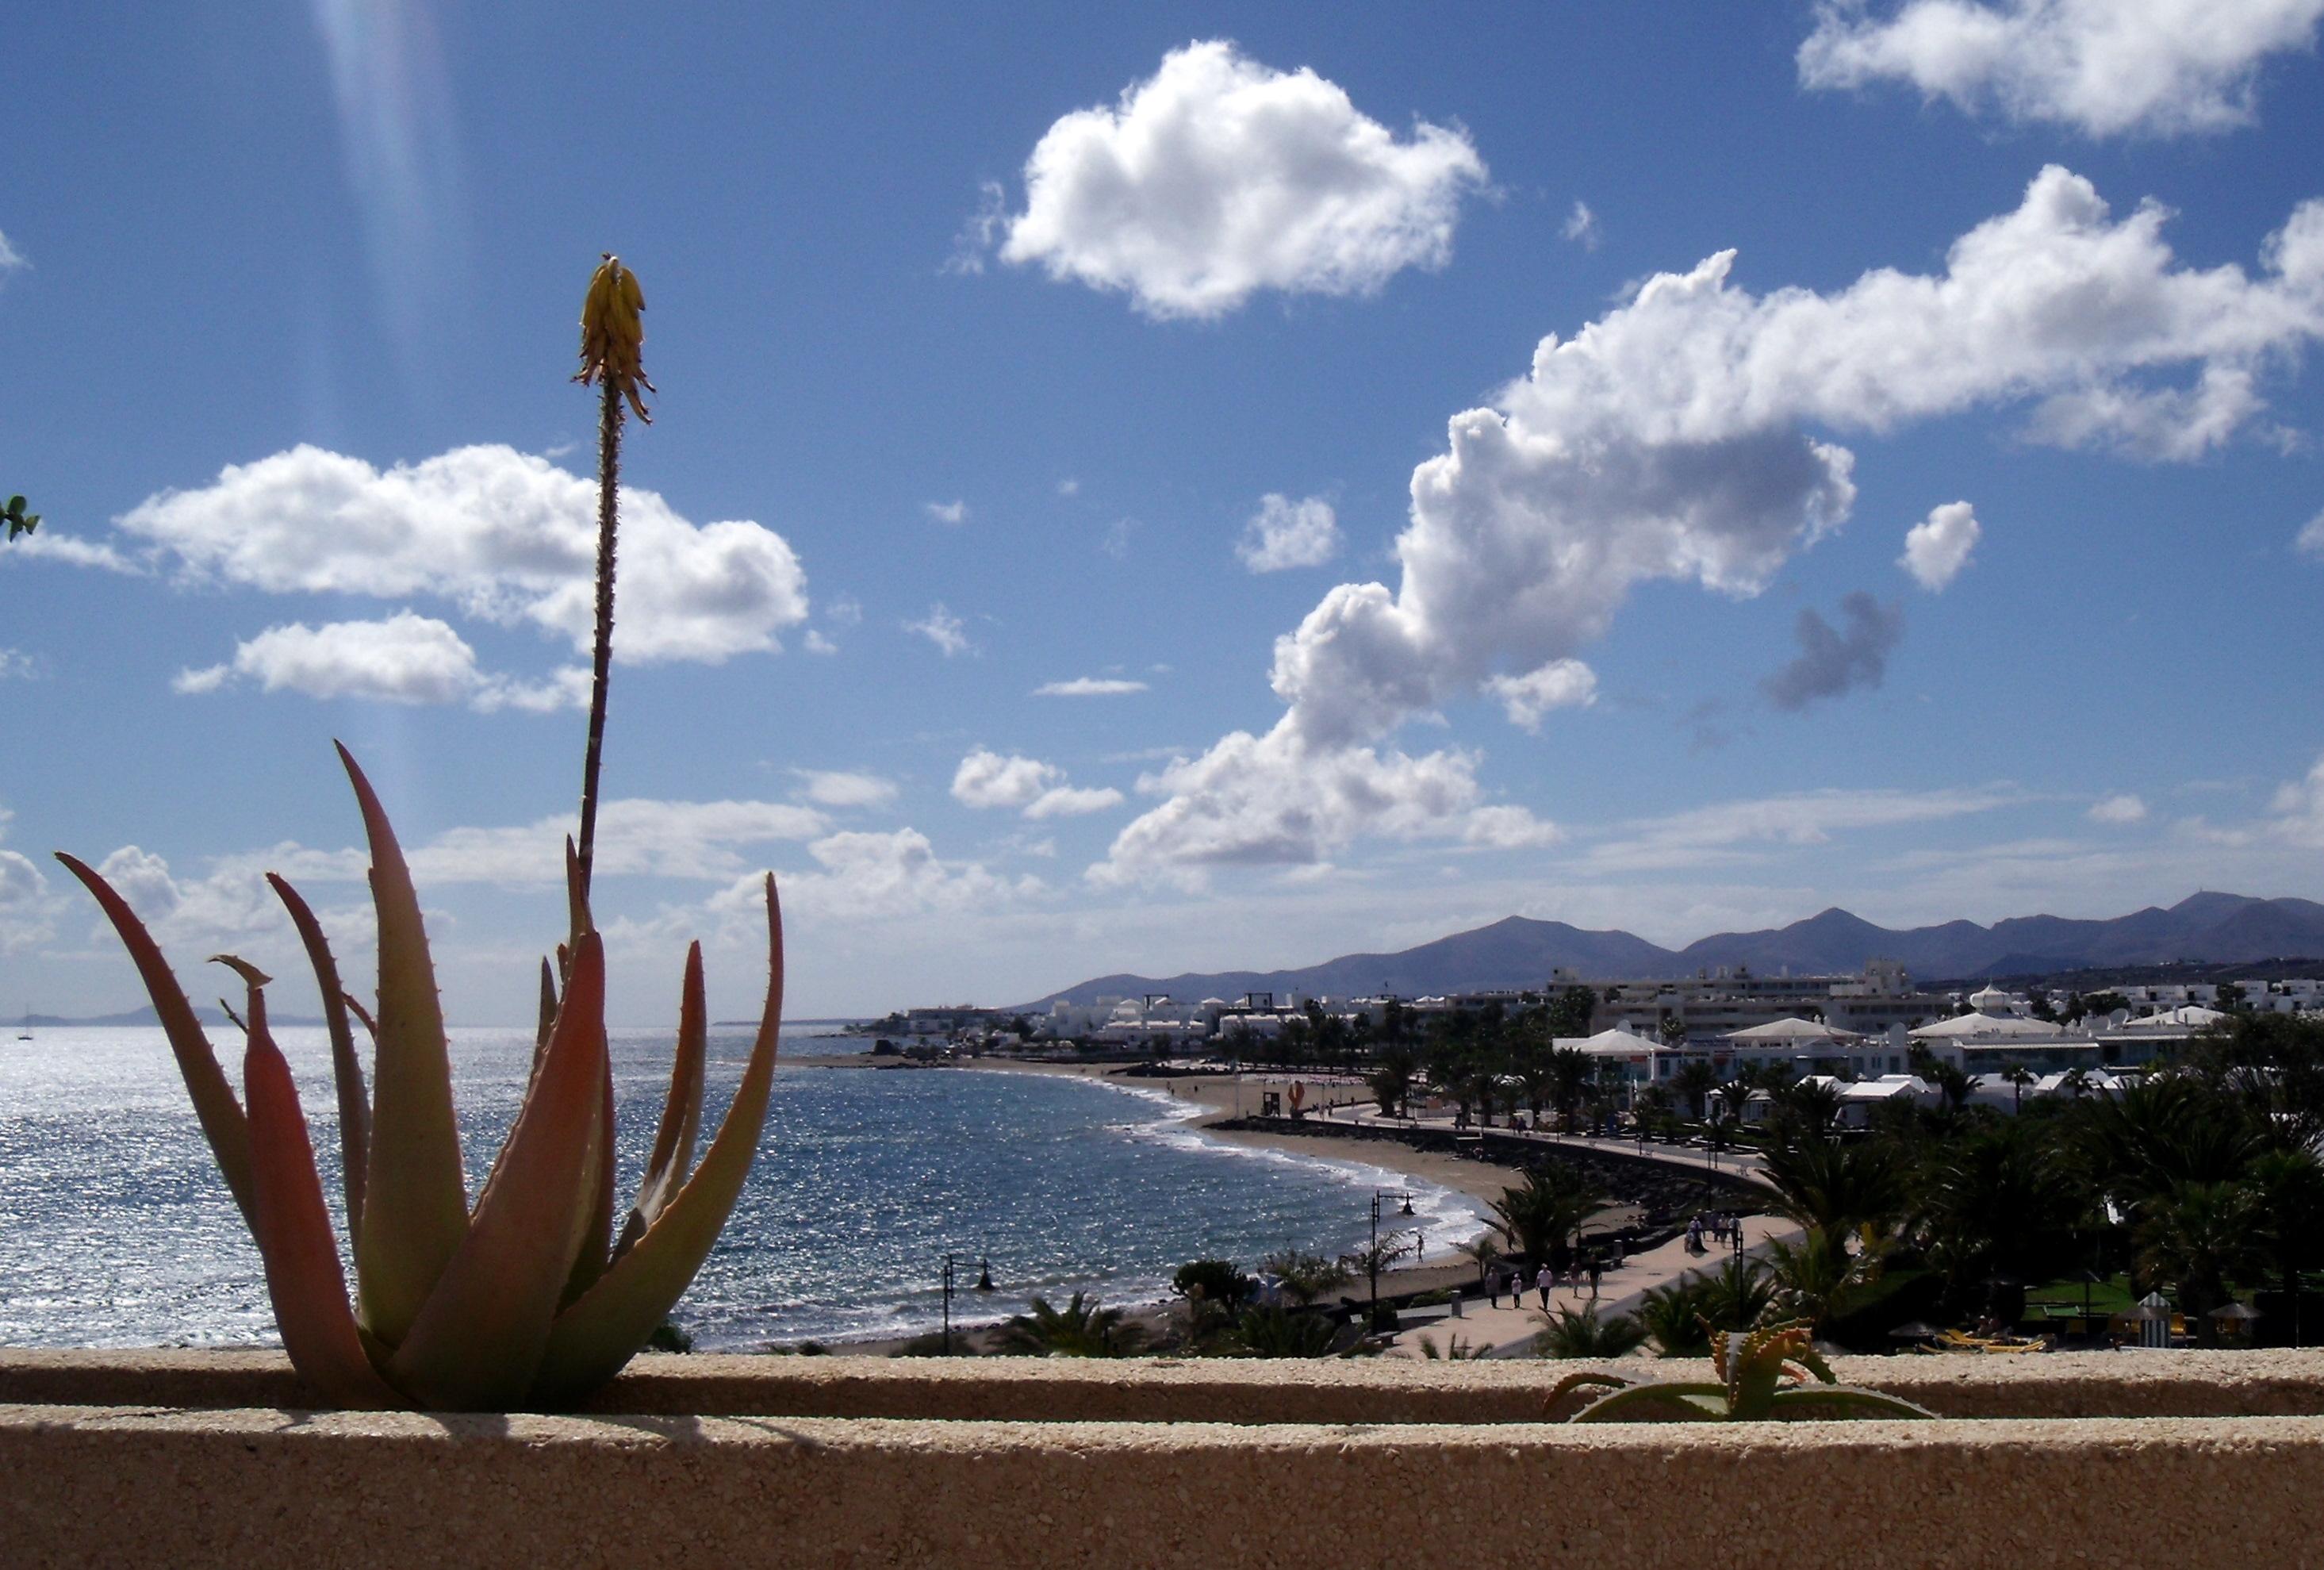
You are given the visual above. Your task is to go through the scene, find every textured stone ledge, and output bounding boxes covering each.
[5,1402,2322,1568]
[7,1346,2324,1421]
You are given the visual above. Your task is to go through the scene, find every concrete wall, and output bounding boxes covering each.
[6,1352,2324,1566]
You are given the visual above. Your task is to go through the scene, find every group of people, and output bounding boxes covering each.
[1486,1249,1615,1311]
[1685,1211,1745,1254]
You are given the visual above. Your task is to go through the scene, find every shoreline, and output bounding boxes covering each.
[802,1058,1522,1357]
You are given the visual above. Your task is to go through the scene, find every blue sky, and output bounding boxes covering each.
[6,2,2324,1022]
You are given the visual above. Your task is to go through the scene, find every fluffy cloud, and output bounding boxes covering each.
[2089,792,2150,823]
[0,229,25,276]
[0,807,53,953]
[907,604,972,657]
[1799,0,2324,138]
[0,648,36,681]
[791,770,898,809]
[172,612,589,712]
[1236,494,1341,573]
[1764,593,1904,711]
[1099,168,2324,878]
[113,444,808,664]
[1484,659,1598,732]
[1900,501,1982,590]
[707,829,1037,925]
[2297,509,2324,559]
[994,40,1486,319]
[1095,722,1554,881]
[925,500,968,525]
[952,748,1123,819]
[1034,677,1149,697]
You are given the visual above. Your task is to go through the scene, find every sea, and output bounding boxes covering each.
[0,1023,1483,1349]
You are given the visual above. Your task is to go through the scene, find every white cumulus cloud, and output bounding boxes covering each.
[1103,167,2320,881]
[113,444,808,665]
[952,747,1122,820]
[1236,493,1342,572]
[2269,754,2324,846]
[708,828,1039,925]
[171,612,590,712]
[2089,793,2150,823]
[1900,500,1983,589]
[2297,509,2324,559]
[925,499,968,525]
[1800,0,2324,138]
[0,229,25,276]
[1484,659,1598,732]
[994,40,1486,319]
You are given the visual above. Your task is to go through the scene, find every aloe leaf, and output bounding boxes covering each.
[53,853,255,1221]
[558,1035,618,1307]
[224,958,401,1410]
[385,933,612,1411]
[1568,1382,1728,1422]
[533,956,558,1073]
[336,743,470,1348]
[619,940,706,1254]
[267,874,371,1253]
[533,876,784,1403]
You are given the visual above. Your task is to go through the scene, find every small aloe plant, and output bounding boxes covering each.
[58,744,784,1412]
[1547,1319,1935,1422]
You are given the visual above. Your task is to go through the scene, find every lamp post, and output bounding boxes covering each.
[1368,1188,1415,1331]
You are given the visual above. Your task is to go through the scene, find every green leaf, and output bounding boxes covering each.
[337,743,470,1348]
[267,874,370,1253]
[532,876,785,1404]
[385,933,611,1411]
[230,962,400,1410]
[53,852,255,1221]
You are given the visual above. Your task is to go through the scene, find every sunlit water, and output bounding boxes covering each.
[0,1026,1481,1349]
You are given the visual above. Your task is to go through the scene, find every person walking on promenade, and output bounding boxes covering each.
[1488,1269,1501,1309]
[1536,1263,1554,1311]
[1587,1254,1603,1300]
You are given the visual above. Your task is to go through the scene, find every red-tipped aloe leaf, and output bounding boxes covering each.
[385,933,611,1411]
[623,940,706,1248]
[534,877,784,1402]
[54,853,255,1221]
[268,873,371,1253]
[225,958,401,1410]
[533,956,558,1075]
[337,743,470,1347]
[559,1029,618,1307]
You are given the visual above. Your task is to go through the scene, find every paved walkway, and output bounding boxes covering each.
[1384,1211,1800,1361]
[1302,1097,1774,1190]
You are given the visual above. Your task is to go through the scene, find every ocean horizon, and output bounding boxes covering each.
[0,1024,1484,1349]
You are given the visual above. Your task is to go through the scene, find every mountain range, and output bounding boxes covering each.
[1019,892,2324,1009]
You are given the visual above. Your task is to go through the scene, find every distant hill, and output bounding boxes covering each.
[1018,892,2324,1008]
[16,1005,325,1030]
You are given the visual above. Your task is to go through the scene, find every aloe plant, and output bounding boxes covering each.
[56,744,784,1411]
[1547,1319,1935,1422]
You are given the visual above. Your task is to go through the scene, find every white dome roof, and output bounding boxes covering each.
[1969,984,2011,1013]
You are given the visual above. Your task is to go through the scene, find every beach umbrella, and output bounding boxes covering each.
[2210,1302,2261,1323]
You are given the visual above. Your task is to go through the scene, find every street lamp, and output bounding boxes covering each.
[941,1252,996,1355]
[1367,1188,1415,1331]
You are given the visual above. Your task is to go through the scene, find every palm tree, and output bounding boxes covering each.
[1548,1047,1591,1133]
[2001,1064,2038,1115]
[1489,1164,1609,1265]
[1762,1225,1887,1334]
[2134,1179,2255,1342]
[1454,1234,1501,1287]
[1911,1121,2085,1301]
[1366,1045,1417,1118]
[1699,1256,1776,1332]
[1533,1304,1648,1358]
[1762,1134,1908,1238]
[1671,1061,1718,1123]
[993,1292,1147,1357]
[1232,1305,1336,1357]
[1637,1277,1716,1356]
[2244,1148,2324,1346]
